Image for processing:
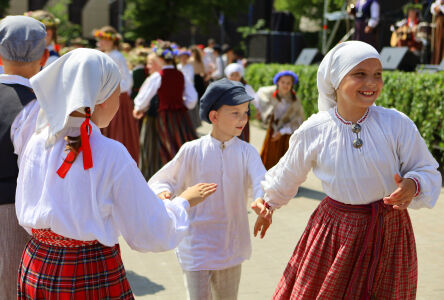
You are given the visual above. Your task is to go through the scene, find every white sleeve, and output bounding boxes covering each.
[368,2,380,28]
[430,1,443,15]
[111,162,190,252]
[245,84,256,99]
[247,146,266,200]
[110,51,133,93]
[133,72,161,111]
[148,144,190,196]
[397,116,442,209]
[183,76,198,110]
[11,100,40,161]
[262,130,316,209]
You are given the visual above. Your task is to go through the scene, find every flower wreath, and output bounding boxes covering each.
[25,11,60,28]
[93,30,120,42]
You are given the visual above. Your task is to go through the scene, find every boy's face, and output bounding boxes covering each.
[210,102,249,139]
[336,58,383,110]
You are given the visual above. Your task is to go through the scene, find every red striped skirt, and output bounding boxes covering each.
[273,197,417,300]
[157,109,197,164]
[18,229,134,299]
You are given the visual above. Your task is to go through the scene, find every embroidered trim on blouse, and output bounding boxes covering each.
[334,107,370,125]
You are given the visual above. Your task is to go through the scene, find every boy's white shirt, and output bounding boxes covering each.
[148,134,266,271]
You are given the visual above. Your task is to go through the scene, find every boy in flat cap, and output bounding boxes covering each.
[149,78,267,300]
[0,15,48,298]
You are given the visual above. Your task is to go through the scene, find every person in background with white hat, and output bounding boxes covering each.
[252,41,441,299]
[0,15,48,299]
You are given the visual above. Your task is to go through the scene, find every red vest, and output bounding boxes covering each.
[157,68,186,112]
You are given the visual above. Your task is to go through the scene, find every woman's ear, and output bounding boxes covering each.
[208,110,217,124]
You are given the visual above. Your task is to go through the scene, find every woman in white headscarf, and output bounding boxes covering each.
[251,41,441,299]
[14,48,216,299]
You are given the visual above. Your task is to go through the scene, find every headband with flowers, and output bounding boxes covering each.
[93,30,121,42]
[153,47,177,60]
[25,11,60,28]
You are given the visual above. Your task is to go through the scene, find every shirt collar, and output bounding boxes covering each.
[208,134,238,148]
[162,65,175,70]
[0,74,32,89]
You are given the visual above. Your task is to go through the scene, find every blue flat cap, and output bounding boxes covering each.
[200,78,253,123]
[0,16,46,62]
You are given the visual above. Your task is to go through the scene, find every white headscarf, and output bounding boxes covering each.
[31,48,121,147]
[224,63,244,78]
[317,41,381,111]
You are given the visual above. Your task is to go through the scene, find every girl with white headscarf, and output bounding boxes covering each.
[14,48,216,299]
[251,41,441,299]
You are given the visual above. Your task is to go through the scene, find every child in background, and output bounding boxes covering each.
[252,41,441,299]
[94,25,140,164]
[14,48,216,299]
[26,10,60,67]
[149,78,266,300]
[255,71,305,169]
[224,63,255,142]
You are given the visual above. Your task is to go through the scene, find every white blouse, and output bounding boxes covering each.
[263,105,441,209]
[108,49,133,94]
[149,135,266,271]
[14,118,190,252]
[178,63,194,85]
[133,65,198,112]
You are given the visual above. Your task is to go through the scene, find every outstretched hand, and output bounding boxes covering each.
[133,109,144,119]
[179,183,217,208]
[253,215,272,239]
[383,174,417,210]
[158,191,172,200]
[251,198,273,222]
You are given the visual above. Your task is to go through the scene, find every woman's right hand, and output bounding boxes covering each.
[179,183,218,207]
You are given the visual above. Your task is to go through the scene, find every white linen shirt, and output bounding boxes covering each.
[14,118,190,252]
[133,65,197,112]
[108,49,133,94]
[263,105,441,209]
[148,135,266,271]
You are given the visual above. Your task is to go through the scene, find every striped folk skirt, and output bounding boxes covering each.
[273,197,417,300]
[18,229,134,299]
[139,114,162,180]
[260,125,290,170]
[157,109,198,164]
[102,92,140,164]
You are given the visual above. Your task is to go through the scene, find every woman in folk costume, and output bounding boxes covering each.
[351,0,380,49]
[25,10,60,68]
[133,44,198,165]
[251,41,442,299]
[224,62,255,142]
[94,26,140,164]
[431,0,444,64]
[256,71,305,170]
[14,48,216,299]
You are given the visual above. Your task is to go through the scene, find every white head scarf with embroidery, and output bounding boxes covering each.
[317,41,381,112]
[31,48,121,147]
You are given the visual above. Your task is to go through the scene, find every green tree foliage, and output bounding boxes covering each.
[46,0,81,42]
[0,0,9,18]
[274,0,344,30]
[123,0,252,41]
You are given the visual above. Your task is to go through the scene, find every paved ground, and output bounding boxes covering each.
[120,121,444,299]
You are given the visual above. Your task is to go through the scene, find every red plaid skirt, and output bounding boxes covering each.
[18,230,134,299]
[273,197,417,300]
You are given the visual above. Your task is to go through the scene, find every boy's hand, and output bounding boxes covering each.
[251,198,273,222]
[383,174,417,210]
[158,191,172,200]
[179,183,217,208]
[254,215,272,239]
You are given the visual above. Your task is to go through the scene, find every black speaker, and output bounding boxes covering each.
[295,48,323,65]
[380,47,419,71]
[247,31,305,64]
[271,12,295,32]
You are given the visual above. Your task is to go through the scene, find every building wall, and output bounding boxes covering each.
[82,0,109,38]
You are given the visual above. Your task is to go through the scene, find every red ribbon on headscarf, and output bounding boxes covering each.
[57,108,93,179]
